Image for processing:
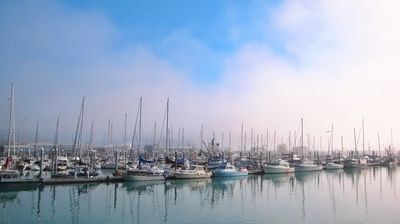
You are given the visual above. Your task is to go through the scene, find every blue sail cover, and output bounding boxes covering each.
[139,156,154,164]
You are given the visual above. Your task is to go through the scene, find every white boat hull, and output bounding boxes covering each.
[263,166,294,174]
[123,174,165,181]
[294,165,323,172]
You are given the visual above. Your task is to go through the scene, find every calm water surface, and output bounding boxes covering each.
[1,167,399,224]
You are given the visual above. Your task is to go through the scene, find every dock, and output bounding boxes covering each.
[0,176,124,186]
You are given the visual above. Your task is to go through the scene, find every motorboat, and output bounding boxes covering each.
[263,159,294,174]
[213,163,248,177]
[294,159,323,172]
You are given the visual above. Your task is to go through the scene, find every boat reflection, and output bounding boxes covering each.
[1,166,400,224]
[294,171,321,183]
[122,180,165,193]
[263,173,295,185]
[0,184,38,204]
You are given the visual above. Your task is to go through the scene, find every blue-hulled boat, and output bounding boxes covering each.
[212,163,248,177]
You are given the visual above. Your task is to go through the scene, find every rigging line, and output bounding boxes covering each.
[130,99,141,154]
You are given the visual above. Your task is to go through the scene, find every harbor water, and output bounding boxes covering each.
[1,167,399,224]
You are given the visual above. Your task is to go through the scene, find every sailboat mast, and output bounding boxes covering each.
[301,118,304,159]
[244,131,247,151]
[166,98,169,153]
[108,120,111,154]
[331,124,334,155]
[251,128,253,150]
[124,113,127,150]
[240,122,243,152]
[153,121,157,148]
[362,119,365,155]
[53,115,60,174]
[34,120,39,158]
[288,130,291,153]
[71,97,84,161]
[12,85,15,157]
[182,127,184,148]
[229,132,231,153]
[353,127,357,157]
[273,129,276,155]
[377,131,381,157]
[200,125,203,150]
[7,83,14,158]
[78,97,85,161]
[89,120,94,151]
[221,132,224,154]
[341,136,344,154]
[89,120,94,168]
[138,97,142,153]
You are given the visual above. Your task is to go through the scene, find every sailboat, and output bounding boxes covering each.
[294,118,323,172]
[1,84,20,179]
[174,165,212,179]
[344,126,367,168]
[263,159,294,174]
[325,124,344,170]
[123,97,166,182]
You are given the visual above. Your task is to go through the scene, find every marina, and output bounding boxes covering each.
[2,1,400,223]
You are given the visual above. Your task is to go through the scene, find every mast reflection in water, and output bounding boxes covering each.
[1,167,400,224]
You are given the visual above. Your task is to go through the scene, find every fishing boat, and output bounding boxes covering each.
[263,159,294,174]
[294,159,323,172]
[123,166,165,181]
[207,158,227,170]
[213,163,248,177]
[174,165,212,179]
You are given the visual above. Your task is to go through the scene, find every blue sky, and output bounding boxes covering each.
[58,0,285,83]
[1,0,400,150]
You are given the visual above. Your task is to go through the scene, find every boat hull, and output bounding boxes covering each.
[294,165,323,172]
[325,163,344,170]
[174,173,212,179]
[263,166,294,174]
[123,174,165,181]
